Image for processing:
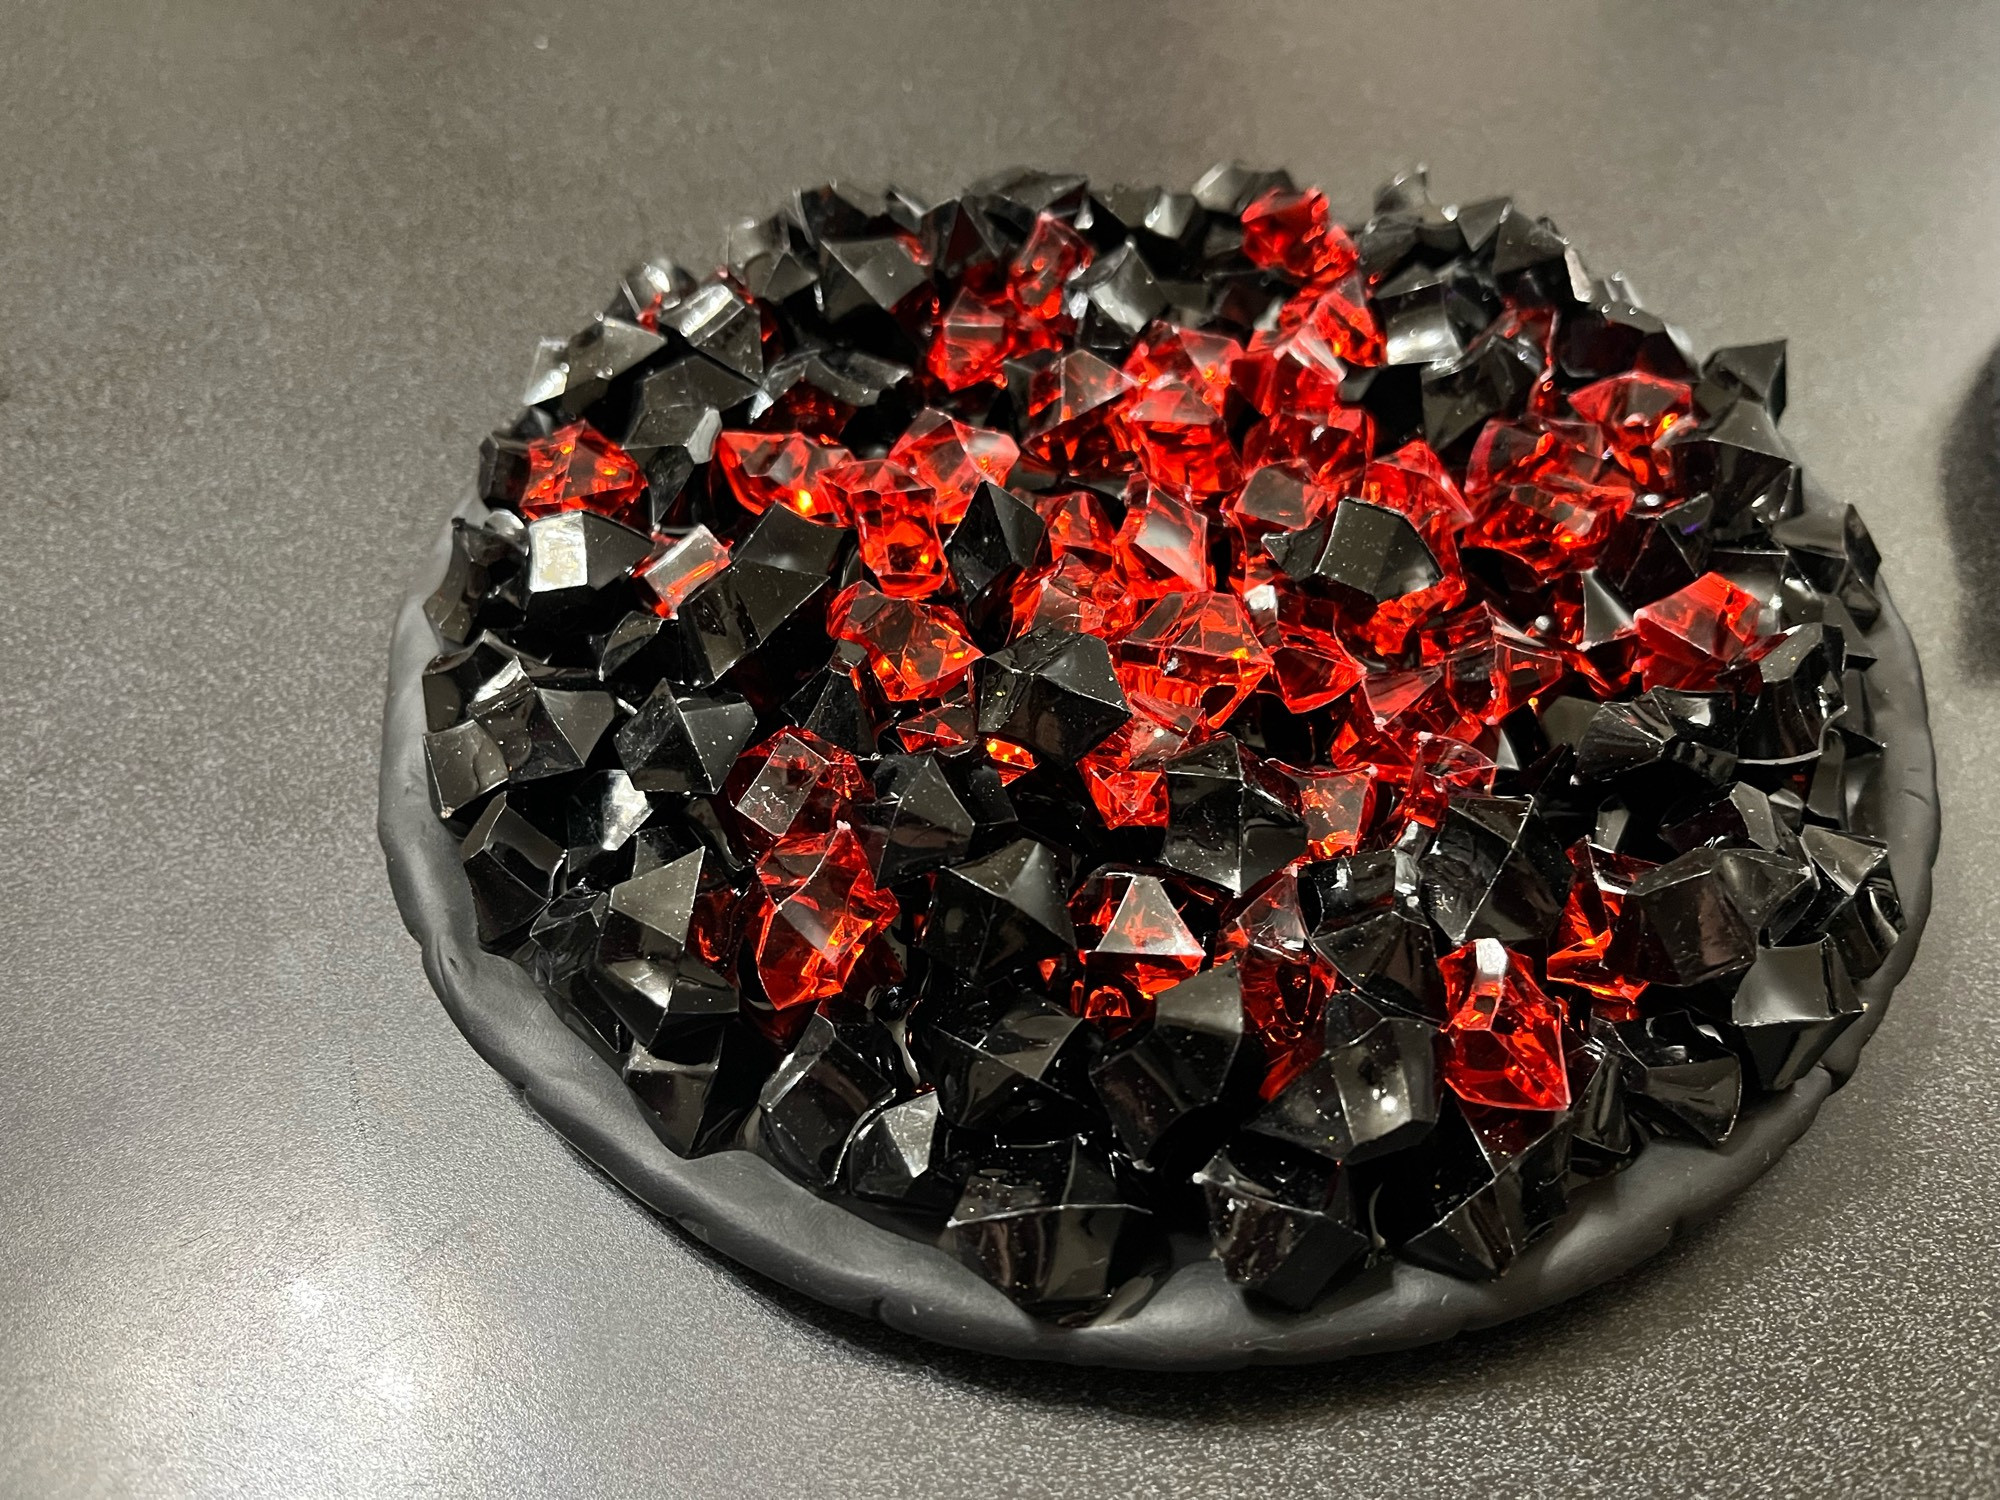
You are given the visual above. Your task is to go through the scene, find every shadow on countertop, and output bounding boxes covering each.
[1943,346,2000,680]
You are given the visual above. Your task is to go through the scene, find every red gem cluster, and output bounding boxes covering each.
[510,182,1763,1119]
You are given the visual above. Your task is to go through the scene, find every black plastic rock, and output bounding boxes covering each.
[1089,961,1258,1164]
[1194,1135,1367,1311]
[1662,782,1796,856]
[1263,499,1442,606]
[660,280,764,382]
[426,515,525,643]
[472,679,619,784]
[1160,737,1308,897]
[946,481,1052,619]
[1599,492,1713,608]
[599,848,702,963]
[866,753,976,886]
[1374,1102,1573,1280]
[549,315,667,418]
[1738,623,1845,764]
[924,837,1077,975]
[1565,1037,1638,1178]
[757,1007,908,1188]
[1301,850,1445,1020]
[1598,1011,1742,1145]
[625,1021,764,1157]
[843,1092,955,1213]
[615,685,757,795]
[521,511,653,633]
[939,1137,1154,1315]
[1573,688,1739,788]
[914,993,1095,1134]
[1249,1000,1442,1165]
[1607,847,1772,985]
[976,624,1129,761]
[424,717,509,820]
[1697,339,1789,421]
[1708,938,1863,1090]
[1656,396,1800,528]
[459,793,564,946]
[1419,794,1573,945]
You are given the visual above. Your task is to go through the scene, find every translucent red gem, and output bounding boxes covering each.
[1438,938,1571,1111]
[521,422,647,527]
[1116,590,1273,734]
[713,430,853,522]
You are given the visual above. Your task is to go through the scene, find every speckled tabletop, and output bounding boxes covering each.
[3,2,1994,1495]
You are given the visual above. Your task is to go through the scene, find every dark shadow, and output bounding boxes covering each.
[1942,345,2000,680]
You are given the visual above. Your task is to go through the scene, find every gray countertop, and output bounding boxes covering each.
[3,2,1995,1495]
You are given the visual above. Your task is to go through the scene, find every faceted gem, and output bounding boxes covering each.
[752,824,899,1009]
[1719,937,1863,1091]
[1376,1102,1572,1279]
[894,676,977,754]
[1437,939,1570,1111]
[1547,841,1655,1010]
[460,793,564,946]
[1021,349,1135,475]
[1233,321,1350,419]
[1281,765,1376,860]
[1419,795,1574,946]
[914,995,1095,1133]
[758,1007,907,1186]
[1633,571,1770,688]
[984,738,1037,783]
[713,430,853,521]
[1160,736,1309,897]
[976,624,1130,761]
[822,458,949,598]
[924,837,1077,976]
[1195,1136,1366,1309]
[616,685,758,795]
[926,289,1011,392]
[1231,462,1336,533]
[729,728,866,844]
[1112,484,1211,596]
[1070,871,1205,1023]
[625,1022,762,1159]
[1116,591,1272,734]
[828,581,981,701]
[637,525,730,617]
[1655,396,1800,524]
[940,1139,1152,1314]
[1239,185,1358,281]
[1215,867,1330,1097]
[1250,1004,1442,1163]
[1089,961,1257,1162]
[1266,619,1365,714]
[944,480,1051,605]
[522,511,654,631]
[1568,372,1693,488]
[1007,212,1093,322]
[867,752,976,886]
[1240,408,1372,492]
[520,422,648,528]
[843,1093,954,1213]
[887,410,1020,526]
[1605,847,1765,986]
[1125,379,1242,494]
[1598,1012,1741,1146]
[1123,323,1242,410]
[1078,715,1184,830]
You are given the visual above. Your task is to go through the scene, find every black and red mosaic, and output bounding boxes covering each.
[421,165,1902,1317]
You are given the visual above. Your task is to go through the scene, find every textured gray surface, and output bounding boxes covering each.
[1,0,1993,1493]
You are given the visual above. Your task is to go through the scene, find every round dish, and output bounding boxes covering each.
[380,167,1939,1368]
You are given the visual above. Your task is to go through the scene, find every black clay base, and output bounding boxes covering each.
[379,491,1938,1370]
